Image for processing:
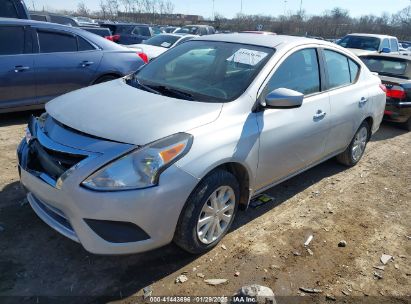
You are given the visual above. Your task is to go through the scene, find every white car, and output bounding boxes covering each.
[18,34,386,255]
[127,33,197,61]
[338,33,400,56]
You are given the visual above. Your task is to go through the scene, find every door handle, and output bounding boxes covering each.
[359,97,368,106]
[81,61,94,67]
[14,66,30,72]
[313,110,326,120]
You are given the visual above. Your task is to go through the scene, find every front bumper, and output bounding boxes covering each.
[18,117,198,255]
[384,101,411,123]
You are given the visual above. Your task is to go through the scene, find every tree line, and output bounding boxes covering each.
[46,1,411,40]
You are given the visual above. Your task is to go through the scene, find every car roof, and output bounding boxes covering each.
[193,33,335,49]
[102,22,148,26]
[0,18,127,50]
[157,33,195,38]
[347,33,397,39]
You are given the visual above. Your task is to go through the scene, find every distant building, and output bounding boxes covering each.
[117,12,204,25]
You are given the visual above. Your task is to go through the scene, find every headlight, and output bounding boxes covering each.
[82,133,193,191]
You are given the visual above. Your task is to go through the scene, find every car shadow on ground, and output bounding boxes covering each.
[0,110,43,128]
[0,160,347,302]
[0,119,405,301]
[371,121,408,142]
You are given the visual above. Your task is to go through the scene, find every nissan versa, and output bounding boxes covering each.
[18,34,386,254]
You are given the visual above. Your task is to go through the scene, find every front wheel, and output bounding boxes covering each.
[336,121,370,167]
[174,170,239,254]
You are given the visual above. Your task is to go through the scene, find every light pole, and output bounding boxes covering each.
[299,0,303,16]
[241,0,243,14]
[212,0,215,21]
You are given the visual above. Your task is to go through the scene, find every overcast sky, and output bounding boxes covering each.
[28,0,410,19]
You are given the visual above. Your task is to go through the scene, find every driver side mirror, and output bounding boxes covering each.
[262,88,304,109]
[381,47,391,54]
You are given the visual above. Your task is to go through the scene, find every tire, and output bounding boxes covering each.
[402,118,411,131]
[93,75,119,84]
[174,169,240,254]
[336,121,370,167]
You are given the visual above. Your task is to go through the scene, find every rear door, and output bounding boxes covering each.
[321,49,367,154]
[32,28,102,104]
[0,25,36,110]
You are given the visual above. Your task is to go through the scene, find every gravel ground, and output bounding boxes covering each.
[0,111,410,304]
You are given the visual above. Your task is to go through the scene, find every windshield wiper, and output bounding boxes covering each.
[155,86,195,101]
[130,77,162,95]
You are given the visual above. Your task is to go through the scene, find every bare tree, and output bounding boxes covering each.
[77,1,90,16]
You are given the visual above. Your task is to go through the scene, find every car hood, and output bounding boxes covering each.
[128,44,167,59]
[346,48,377,56]
[46,78,223,145]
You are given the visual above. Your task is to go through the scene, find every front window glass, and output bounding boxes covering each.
[338,36,380,51]
[0,26,25,55]
[144,35,180,48]
[263,48,320,96]
[130,41,274,102]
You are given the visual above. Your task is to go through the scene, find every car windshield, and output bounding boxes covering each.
[361,56,409,78]
[144,35,180,48]
[128,41,274,102]
[338,36,380,51]
[175,27,199,35]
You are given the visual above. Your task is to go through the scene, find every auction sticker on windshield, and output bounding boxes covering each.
[227,48,268,66]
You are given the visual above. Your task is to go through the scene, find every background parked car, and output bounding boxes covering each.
[100,23,157,45]
[127,33,197,61]
[0,0,29,19]
[30,12,80,26]
[338,33,400,56]
[163,26,180,33]
[175,25,215,36]
[360,53,411,130]
[0,18,145,113]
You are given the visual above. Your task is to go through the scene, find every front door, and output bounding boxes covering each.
[255,48,331,190]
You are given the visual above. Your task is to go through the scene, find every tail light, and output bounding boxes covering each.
[385,85,406,99]
[104,34,120,42]
[137,52,149,64]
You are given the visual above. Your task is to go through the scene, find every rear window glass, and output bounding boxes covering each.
[38,31,77,53]
[0,0,18,18]
[133,26,151,37]
[78,36,95,51]
[31,14,48,21]
[338,36,380,51]
[0,26,25,55]
[49,15,77,26]
[361,56,408,78]
[102,25,134,34]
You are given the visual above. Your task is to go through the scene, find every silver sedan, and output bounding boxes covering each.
[18,34,386,254]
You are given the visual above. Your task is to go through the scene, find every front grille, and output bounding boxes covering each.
[27,140,87,180]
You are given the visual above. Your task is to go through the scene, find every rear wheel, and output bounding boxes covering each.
[174,170,239,254]
[403,118,411,131]
[336,121,370,167]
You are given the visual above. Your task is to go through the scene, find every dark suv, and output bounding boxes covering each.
[101,23,155,45]
[0,0,30,19]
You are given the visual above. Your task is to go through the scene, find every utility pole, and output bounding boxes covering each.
[299,0,303,16]
[241,0,243,14]
[283,0,287,15]
[212,0,215,21]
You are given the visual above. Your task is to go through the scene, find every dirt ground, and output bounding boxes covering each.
[0,111,410,304]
